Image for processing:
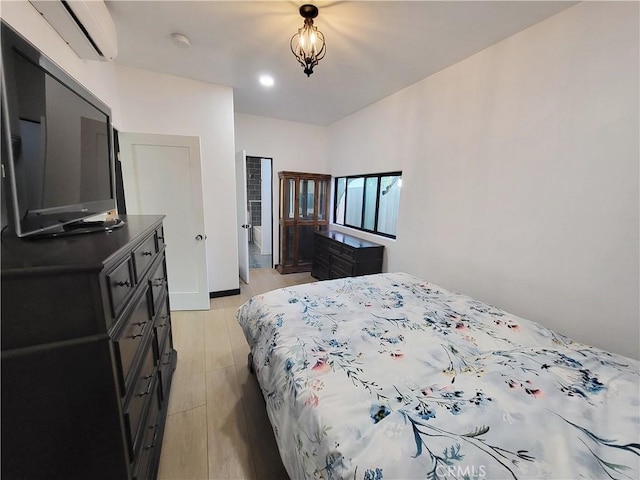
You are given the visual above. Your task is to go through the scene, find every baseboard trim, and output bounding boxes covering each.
[209,288,241,298]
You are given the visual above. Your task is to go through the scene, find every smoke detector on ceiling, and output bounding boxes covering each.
[170,33,190,49]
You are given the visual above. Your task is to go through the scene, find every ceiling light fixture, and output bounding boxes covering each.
[290,4,326,77]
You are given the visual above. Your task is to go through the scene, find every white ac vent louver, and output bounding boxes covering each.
[29,0,118,61]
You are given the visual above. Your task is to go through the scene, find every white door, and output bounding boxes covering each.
[235,150,250,284]
[119,133,209,311]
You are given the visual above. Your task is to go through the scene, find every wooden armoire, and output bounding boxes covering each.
[276,171,331,274]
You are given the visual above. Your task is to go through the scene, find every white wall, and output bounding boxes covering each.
[0,0,122,126]
[116,66,237,293]
[234,113,328,266]
[1,0,239,294]
[327,2,639,359]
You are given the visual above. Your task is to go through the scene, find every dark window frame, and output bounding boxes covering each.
[333,171,402,239]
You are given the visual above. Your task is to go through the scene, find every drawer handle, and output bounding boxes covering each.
[144,428,159,450]
[130,324,146,339]
[137,375,154,397]
[141,251,153,256]
[162,351,173,366]
[115,280,131,288]
[153,278,166,287]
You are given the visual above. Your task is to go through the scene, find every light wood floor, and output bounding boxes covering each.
[157,268,316,480]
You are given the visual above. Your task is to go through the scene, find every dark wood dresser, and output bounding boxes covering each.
[311,230,384,280]
[1,215,177,480]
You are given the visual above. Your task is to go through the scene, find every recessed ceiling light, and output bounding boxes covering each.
[259,75,275,87]
[170,33,190,49]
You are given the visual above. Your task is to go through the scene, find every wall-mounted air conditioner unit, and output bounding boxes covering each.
[29,0,118,61]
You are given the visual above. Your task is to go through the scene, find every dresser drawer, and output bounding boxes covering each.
[330,268,351,279]
[340,245,356,259]
[113,289,153,393]
[123,344,157,458]
[312,255,329,271]
[327,241,342,256]
[149,260,168,313]
[314,235,330,250]
[158,333,175,402]
[106,256,135,319]
[133,233,158,282]
[133,382,162,480]
[313,244,330,262]
[310,253,329,279]
[153,297,171,356]
[156,226,166,251]
[311,264,329,280]
[354,260,385,276]
[330,254,354,276]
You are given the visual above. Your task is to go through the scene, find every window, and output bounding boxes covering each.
[334,172,402,238]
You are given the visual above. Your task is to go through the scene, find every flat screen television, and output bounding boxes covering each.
[1,20,121,238]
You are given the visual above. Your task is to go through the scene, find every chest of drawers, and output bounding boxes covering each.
[311,230,384,280]
[1,215,177,479]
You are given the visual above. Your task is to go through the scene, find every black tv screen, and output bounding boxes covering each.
[1,21,116,238]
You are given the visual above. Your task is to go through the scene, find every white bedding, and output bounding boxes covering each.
[237,272,640,480]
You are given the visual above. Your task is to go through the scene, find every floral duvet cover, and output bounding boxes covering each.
[236,272,640,480]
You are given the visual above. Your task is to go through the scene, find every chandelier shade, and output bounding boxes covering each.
[290,4,326,77]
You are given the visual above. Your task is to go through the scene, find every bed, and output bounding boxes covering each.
[236,272,640,480]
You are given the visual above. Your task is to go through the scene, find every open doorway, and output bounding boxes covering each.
[246,156,273,269]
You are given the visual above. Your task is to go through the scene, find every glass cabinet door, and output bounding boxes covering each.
[283,226,295,266]
[297,225,315,264]
[317,179,327,221]
[282,178,295,220]
[298,179,315,220]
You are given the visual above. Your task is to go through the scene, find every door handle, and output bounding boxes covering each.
[241,224,251,229]
[195,234,204,241]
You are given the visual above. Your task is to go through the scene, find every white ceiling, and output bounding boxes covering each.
[106,1,576,126]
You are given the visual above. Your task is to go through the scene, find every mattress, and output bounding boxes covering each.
[237,272,640,479]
